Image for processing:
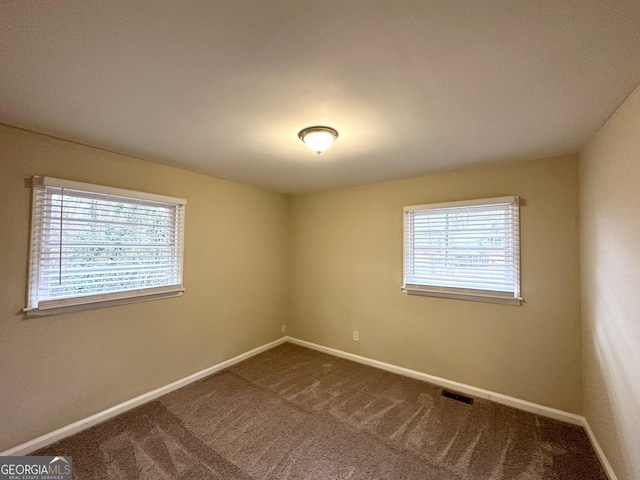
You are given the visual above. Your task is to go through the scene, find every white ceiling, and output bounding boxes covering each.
[2,1,640,194]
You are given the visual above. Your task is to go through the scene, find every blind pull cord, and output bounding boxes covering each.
[59,188,64,286]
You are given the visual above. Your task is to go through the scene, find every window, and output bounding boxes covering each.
[26,176,186,316]
[402,196,521,305]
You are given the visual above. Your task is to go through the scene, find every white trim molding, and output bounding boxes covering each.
[582,419,619,480]
[0,337,286,456]
[1,335,618,480]
[285,337,582,424]
[286,336,618,480]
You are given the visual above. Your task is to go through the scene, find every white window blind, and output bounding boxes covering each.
[26,176,186,315]
[403,196,521,305]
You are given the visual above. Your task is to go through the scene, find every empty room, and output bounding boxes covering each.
[1,1,639,479]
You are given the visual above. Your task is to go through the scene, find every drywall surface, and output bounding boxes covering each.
[0,126,289,451]
[289,156,582,413]
[580,83,640,480]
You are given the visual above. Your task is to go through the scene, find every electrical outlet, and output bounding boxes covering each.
[281,324,286,333]
[352,330,359,341]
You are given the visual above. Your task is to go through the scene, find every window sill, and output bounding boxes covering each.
[24,288,184,317]
[401,286,522,306]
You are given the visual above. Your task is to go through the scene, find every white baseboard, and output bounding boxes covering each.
[287,337,584,426]
[582,419,619,480]
[286,336,583,424]
[286,336,620,479]
[2,335,618,480]
[0,337,287,456]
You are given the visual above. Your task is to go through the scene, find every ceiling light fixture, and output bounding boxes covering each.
[298,126,338,155]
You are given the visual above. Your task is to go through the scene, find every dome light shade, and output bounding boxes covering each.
[298,126,338,154]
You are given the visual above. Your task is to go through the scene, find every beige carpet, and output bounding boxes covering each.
[35,342,606,479]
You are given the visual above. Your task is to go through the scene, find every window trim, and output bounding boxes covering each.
[25,176,186,317]
[402,196,522,306]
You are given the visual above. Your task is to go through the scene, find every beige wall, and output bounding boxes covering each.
[289,156,583,413]
[0,122,602,454]
[580,83,640,480]
[0,125,289,452]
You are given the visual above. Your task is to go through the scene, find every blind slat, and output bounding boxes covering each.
[27,177,186,311]
[42,275,178,290]
[403,196,520,300]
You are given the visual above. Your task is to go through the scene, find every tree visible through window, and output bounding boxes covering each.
[26,176,186,315]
